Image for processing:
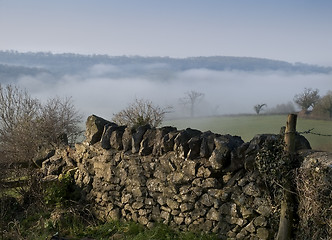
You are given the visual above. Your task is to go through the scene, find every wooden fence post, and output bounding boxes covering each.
[283,114,297,153]
[276,114,297,240]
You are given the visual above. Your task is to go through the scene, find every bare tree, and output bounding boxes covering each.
[112,98,170,128]
[294,88,320,111]
[254,104,267,115]
[179,90,204,117]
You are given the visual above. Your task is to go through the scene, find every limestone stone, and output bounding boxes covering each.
[174,216,184,225]
[110,125,126,150]
[131,212,138,222]
[185,217,192,225]
[179,185,191,195]
[85,115,112,145]
[160,206,171,213]
[160,131,178,154]
[200,131,216,158]
[220,202,232,215]
[139,128,156,156]
[156,195,166,206]
[174,128,201,159]
[132,124,151,153]
[122,127,134,152]
[191,206,207,220]
[187,136,202,159]
[202,178,218,188]
[237,177,248,187]
[144,198,154,206]
[191,186,203,197]
[254,216,267,227]
[244,221,255,233]
[171,209,180,216]
[152,126,177,155]
[101,124,118,149]
[208,149,227,171]
[240,207,254,219]
[166,198,179,210]
[200,193,213,207]
[151,206,161,221]
[146,179,164,193]
[256,228,269,240]
[243,182,261,197]
[170,172,185,184]
[227,142,249,173]
[33,148,56,167]
[256,205,272,217]
[201,220,213,231]
[207,188,224,199]
[192,178,202,187]
[160,211,170,222]
[132,186,143,198]
[236,229,248,239]
[132,202,144,210]
[196,166,211,178]
[209,135,244,171]
[153,169,167,181]
[146,222,155,229]
[138,216,149,225]
[206,207,220,221]
[180,203,194,213]
[138,209,148,216]
[182,160,197,178]
[231,192,247,206]
[42,156,66,176]
[108,208,120,221]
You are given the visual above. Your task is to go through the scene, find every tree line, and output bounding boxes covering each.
[1,51,332,77]
[254,88,332,119]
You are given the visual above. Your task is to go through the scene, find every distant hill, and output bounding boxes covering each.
[0,63,50,83]
[0,51,331,81]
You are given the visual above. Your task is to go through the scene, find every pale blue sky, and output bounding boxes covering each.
[1,0,332,65]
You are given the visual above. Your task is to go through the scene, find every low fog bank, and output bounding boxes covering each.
[17,66,332,121]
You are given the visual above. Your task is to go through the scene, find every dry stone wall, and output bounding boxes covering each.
[41,115,317,240]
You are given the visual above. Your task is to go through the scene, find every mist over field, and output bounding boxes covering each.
[14,63,332,120]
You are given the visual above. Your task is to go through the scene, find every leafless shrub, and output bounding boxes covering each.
[0,84,41,179]
[112,98,170,128]
[0,84,82,163]
[0,84,82,203]
[40,96,83,145]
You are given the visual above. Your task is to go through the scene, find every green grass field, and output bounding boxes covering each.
[164,115,332,152]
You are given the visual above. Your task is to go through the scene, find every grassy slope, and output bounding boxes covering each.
[164,115,332,152]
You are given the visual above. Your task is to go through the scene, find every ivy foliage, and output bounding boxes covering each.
[255,136,296,200]
[44,171,79,207]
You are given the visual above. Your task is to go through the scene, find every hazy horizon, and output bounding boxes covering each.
[14,61,331,120]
